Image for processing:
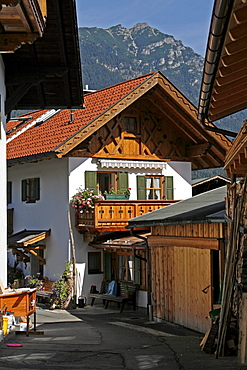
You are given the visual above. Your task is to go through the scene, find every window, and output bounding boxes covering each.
[88,252,102,274]
[117,254,133,282]
[137,175,174,200]
[22,178,40,203]
[124,116,138,134]
[146,176,162,200]
[7,181,12,204]
[85,171,129,196]
[104,252,141,284]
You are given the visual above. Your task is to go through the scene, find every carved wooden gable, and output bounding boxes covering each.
[61,72,231,169]
[71,102,188,162]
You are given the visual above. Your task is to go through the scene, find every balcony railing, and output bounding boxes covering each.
[76,200,177,234]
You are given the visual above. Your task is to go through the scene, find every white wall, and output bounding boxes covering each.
[0,56,7,287]
[166,161,192,200]
[68,158,192,301]
[8,157,70,281]
[69,157,104,299]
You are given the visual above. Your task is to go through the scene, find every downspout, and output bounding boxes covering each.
[130,229,153,321]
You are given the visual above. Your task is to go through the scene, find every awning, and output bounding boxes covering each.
[89,232,149,251]
[97,159,166,170]
[8,229,51,264]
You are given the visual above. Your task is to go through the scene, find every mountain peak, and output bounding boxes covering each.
[130,22,150,31]
[79,24,204,105]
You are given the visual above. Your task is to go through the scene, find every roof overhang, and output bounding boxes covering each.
[8,229,50,264]
[89,232,148,252]
[224,119,247,177]
[127,187,227,229]
[0,0,46,52]
[198,0,247,126]
[8,229,50,247]
[2,0,83,114]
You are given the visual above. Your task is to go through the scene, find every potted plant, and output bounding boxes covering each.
[104,185,131,200]
[52,261,73,309]
[25,275,44,291]
[71,187,104,214]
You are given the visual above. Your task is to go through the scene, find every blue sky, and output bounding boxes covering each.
[75,0,214,56]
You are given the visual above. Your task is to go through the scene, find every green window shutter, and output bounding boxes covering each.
[34,178,40,200]
[137,176,146,200]
[21,179,27,201]
[7,181,12,204]
[133,256,141,285]
[104,252,112,282]
[85,171,97,191]
[118,172,128,192]
[165,176,174,200]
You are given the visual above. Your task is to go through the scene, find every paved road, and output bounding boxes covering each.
[0,304,246,369]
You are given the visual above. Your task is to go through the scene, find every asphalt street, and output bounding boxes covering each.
[0,303,247,369]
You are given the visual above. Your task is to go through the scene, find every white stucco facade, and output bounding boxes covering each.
[0,56,7,287]
[7,156,192,305]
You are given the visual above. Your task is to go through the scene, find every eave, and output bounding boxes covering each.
[198,0,247,125]
[2,0,83,114]
[224,120,247,177]
[0,0,46,52]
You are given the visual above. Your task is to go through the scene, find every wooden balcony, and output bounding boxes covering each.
[76,200,177,234]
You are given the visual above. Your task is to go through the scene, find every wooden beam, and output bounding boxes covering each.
[28,249,46,264]
[148,235,221,250]
[16,2,32,33]
[185,143,211,158]
[238,292,247,364]
[219,59,246,78]
[213,75,247,96]
[6,67,68,84]
[0,33,38,52]
[25,245,46,250]
[222,49,247,68]
[225,35,247,55]
[239,152,247,165]
[11,247,29,260]
[5,81,32,115]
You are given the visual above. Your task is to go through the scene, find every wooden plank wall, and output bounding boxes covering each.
[150,223,223,333]
[151,245,212,333]
[153,223,224,239]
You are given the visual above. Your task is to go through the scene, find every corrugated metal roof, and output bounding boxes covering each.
[127,186,226,228]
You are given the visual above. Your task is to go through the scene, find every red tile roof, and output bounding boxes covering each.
[7,72,155,160]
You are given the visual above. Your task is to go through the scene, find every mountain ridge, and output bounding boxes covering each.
[78,22,246,134]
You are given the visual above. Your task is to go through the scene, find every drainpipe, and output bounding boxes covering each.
[200,115,237,138]
[130,229,153,321]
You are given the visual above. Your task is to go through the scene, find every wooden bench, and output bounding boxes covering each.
[89,281,138,313]
[36,278,55,304]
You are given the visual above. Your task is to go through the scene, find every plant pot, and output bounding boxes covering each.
[104,194,129,200]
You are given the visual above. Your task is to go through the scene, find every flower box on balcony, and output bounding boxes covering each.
[104,194,130,200]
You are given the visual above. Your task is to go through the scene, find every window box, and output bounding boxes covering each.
[104,194,130,200]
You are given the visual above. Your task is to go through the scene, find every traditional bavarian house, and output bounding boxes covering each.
[7,71,231,307]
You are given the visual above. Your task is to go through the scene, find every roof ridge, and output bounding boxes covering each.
[85,71,157,97]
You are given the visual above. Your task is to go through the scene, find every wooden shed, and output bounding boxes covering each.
[128,186,227,333]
